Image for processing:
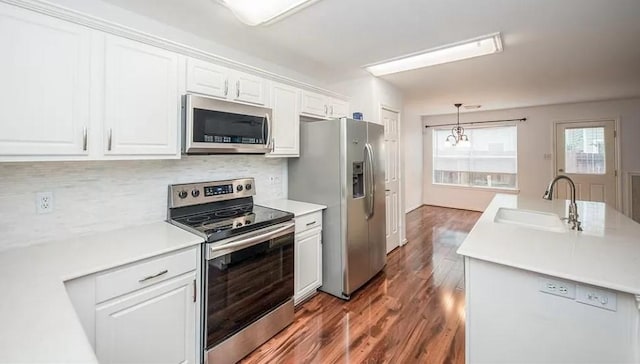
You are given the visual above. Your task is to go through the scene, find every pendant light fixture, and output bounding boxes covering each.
[445,103,471,147]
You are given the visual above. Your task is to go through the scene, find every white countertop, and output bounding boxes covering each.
[457,194,640,295]
[0,222,203,363]
[259,199,326,217]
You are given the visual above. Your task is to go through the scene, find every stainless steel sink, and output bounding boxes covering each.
[494,207,568,233]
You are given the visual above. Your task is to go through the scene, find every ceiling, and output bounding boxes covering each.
[100,0,640,115]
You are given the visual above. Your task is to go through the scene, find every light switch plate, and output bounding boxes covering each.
[576,285,617,311]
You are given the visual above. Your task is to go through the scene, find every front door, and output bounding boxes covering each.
[382,108,400,253]
[555,120,617,206]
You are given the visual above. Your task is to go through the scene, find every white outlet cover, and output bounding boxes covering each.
[538,276,576,299]
[36,191,54,214]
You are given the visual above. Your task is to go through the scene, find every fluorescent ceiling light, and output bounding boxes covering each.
[220,0,320,26]
[365,33,503,76]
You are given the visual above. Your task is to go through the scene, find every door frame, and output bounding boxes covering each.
[552,117,622,209]
[380,104,407,246]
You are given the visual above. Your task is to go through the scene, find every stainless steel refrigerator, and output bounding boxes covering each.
[288,117,386,300]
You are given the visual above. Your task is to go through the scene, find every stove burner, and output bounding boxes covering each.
[214,210,241,218]
[186,215,211,224]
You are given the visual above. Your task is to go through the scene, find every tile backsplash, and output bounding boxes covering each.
[0,155,287,251]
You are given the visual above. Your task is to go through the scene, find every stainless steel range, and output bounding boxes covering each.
[167,178,294,364]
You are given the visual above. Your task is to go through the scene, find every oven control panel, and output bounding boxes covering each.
[204,184,233,197]
[169,178,255,208]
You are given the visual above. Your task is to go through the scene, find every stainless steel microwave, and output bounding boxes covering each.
[182,94,272,154]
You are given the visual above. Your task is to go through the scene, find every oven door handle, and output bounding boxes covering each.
[207,222,294,260]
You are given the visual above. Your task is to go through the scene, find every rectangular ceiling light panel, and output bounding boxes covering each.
[220,0,320,26]
[365,33,503,76]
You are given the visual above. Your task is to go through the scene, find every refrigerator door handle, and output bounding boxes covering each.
[364,143,375,219]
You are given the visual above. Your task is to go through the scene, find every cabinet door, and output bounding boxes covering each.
[95,274,197,364]
[300,90,327,118]
[269,83,300,157]
[329,99,349,118]
[186,58,230,99]
[0,3,91,156]
[232,71,267,105]
[103,35,179,156]
[295,227,322,304]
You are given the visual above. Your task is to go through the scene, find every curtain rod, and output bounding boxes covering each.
[424,118,527,128]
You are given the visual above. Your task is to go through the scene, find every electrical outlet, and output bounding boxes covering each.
[576,285,617,311]
[36,191,54,214]
[539,276,576,299]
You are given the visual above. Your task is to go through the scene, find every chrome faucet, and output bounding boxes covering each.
[543,175,583,231]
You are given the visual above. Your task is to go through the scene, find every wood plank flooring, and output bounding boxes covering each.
[241,205,482,364]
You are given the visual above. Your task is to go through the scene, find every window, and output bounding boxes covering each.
[433,125,517,189]
[564,127,605,174]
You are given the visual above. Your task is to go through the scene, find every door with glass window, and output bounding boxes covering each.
[555,120,617,206]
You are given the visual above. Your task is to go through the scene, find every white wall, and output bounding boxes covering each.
[402,101,424,213]
[0,156,286,252]
[421,98,640,213]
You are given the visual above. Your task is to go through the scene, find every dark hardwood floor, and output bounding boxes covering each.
[241,205,482,364]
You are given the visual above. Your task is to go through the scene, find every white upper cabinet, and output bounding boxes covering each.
[300,90,349,119]
[186,58,229,99]
[232,71,267,105]
[327,98,349,118]
[0,3,91,157]
[103,35,180,156]
[300,90,327,118]
[186,57,267,106]
[269,82,300,157]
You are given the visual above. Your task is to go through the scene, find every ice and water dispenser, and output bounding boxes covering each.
[353,161,364,198]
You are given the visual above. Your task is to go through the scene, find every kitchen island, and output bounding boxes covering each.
[458,194,640,364]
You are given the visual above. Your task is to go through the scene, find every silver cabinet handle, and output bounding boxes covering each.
[224,79,229,96]
[236,80,240,98]
[107,128,113,151]
[331,105,334,116]
[306,221,317,227]
[138,269,168,283]
[324,105,328,115]
[82,127,88,151]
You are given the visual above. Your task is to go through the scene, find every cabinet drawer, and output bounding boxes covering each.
[95,247,197,303]
[295,211,323,234]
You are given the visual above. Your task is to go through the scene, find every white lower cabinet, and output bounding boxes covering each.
[294,211,323,305]
[65,246,200,364]
[95,273,197,364]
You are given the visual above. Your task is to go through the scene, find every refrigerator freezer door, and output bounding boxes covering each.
[343,118,371,295]
[367,122,387,276]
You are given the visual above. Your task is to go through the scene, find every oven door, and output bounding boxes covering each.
[184,94,273,154]
[204,221,294,350]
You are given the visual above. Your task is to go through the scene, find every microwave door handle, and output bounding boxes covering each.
[265,113,273,151]
[207,222,294,259]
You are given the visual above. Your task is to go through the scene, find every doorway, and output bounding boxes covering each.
[382,107,400,253]
[554,120,618,206]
